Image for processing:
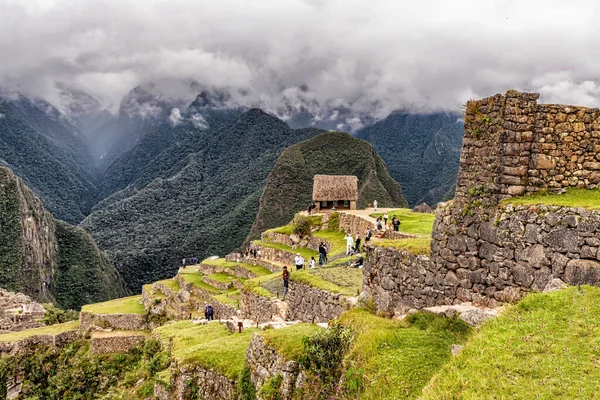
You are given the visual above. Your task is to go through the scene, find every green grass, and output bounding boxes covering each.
[155,321,257,379]
[373,237,432,255]
[324,255,357,268]
[201,258,272,277]
[313,230,347,256]
[289,267,358,296]
[422,286,600,399]
[339,308,471,400]
[0,321,79,342]
[243,273,280,298]
[266,224,295,235]
[179,272,221,294]
[81,295,145,315]
[369,208,435,237]
[214,290,241,308]
[260,324,323,360]
[253,240,318,259]
[206,272,239,284]
[502,188,600,210]
[155,278,180,292]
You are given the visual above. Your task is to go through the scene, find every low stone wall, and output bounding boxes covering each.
[384,230,417,240]
[261,232,333,253]
[253,245,296,266]
[172,363,236,400]
[338,212,375,236]
[0,328,80,356]
[198,263,258,279]
[202,276,233,291]
[79,312,147,332]
[285,281,350,323]
[246,334,301,399]
[176,275,238,320]
[91,333,146,355]
[240,289,279,323]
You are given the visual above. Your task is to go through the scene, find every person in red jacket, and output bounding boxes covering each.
[282,266,290,300]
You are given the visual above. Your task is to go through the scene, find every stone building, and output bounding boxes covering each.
[312,175,358,211]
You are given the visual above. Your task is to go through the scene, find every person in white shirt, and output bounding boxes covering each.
[345,233,354,255]
[309,256,316,268]
[373,200,378,211]
[295,253,305,270]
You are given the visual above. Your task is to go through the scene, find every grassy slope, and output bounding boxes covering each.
[373,237,432,255]
[340,309,471,400]
[243,273,280,298]
[369,208,435,237]
[289,267,361,296]
[0,321,79,342]
[502,188,600,210]
[253,240,317,259]
[202,258,271,277]
[179,272,221,294]
[260,324,323,360]
[422,286,600,399]
[155,278,181,292]
[81,295,145,315]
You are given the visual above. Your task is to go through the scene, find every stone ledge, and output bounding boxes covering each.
[91,332,146,355]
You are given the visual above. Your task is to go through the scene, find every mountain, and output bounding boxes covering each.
[247,131,408,240]
[0,93,99,223]
[356,112,463,206]
[0,167,127,309]
[82,109,324,291]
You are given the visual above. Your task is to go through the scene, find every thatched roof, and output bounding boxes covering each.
[312,175,358,201]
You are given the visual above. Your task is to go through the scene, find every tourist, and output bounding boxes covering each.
[376,217,383,231]
[384,211,389,227]
[318,242,327,266]
[295,253,305,270]
[309,256,316,268]
[373,199,378,211]
[354,234,361,253]
[365,228,372,245]
[206,304,214,321]
[282,266,290,300]
[182,258,186,267]
[392,216,401,232]
[257,249,262,260]
[345,233,354,255]
[350,254,364,269]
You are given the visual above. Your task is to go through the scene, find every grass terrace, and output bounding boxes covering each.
[206,272,241,284]
[213,290,241,308]
[289,267,360,296]
[0,321,79,342]
[502,188,600,210]
[259,323,323,360]
[91,330,150,339]
[155,320,256,380]
[201,258,272,277]
[81,295,145,315]
[243,273,280,298]
[313,229,347,255]
[422,286,600,399]
[373,237,432,256]
[253,240,318,260]
[155,278,181,292]
[340,308,471,400]
[179,271,221,294]
[369,208,435,237]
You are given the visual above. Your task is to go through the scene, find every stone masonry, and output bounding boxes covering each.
[285,281,351,323]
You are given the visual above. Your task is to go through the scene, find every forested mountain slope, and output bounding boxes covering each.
[247,131,407,240]
[356,112,463,206]
[83,109,324,291]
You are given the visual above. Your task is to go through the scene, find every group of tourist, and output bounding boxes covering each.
[375,213,401,232]
[244,247,262,260]
[182,257,200,267]
[203,303,214,320]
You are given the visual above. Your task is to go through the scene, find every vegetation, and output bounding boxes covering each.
[374,237,432,255]
[339,308,471,400]
[289,267,359,296]
[423,286,600,399]
[293,215,312,237]
[243,273,280,298]
[502,188,600,210]
[260,324,323,360]
[154,278,181,292]
[355,112,463,207]
[201,258,271,277]
[179,272,222,294]
[253,241,317,259]
[41,303,79,325]
[0,321,79,342]
[82,295,145,315]
[313,229,347,255]
[83,109,323,292]
[369,208,435,237]
[247,131,407,242]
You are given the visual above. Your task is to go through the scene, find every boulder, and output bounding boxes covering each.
[564,259,600,285]
[459,309,498,327]
[543,278,568,293]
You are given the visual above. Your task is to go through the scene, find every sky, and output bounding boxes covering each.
[2,0,600,116]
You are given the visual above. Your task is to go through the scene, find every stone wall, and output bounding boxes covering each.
[0,289,45,332]
[91,333,146,355]
[285,281,350,323]
[253,245,297,266]
[171,363,236,400]
[338,212,374,235]
[246,334,301,399]
[176,275,238,320]
[261,232,333,253]
[0,328,79,356]
[198,262,259,279]
[79,312,147,332]
[240,289,279,323]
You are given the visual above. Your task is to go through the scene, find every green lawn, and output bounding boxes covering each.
[82,295,145,315]
[313,230,347,256]
[214,290,241,308]
[340,309,471,400]
[201,258,272,277]
[179,272,221,294]
[266,224,295,235]
[422,286,600,399]
[260,324,323,360]
[502,188,600,210]
[369,208,435,237]
[253,241,318,260]
[373,237,432,255]
[206,272,239,284]
[289,267,359,296]
[155,278,181,292]
[243,273,280,298]
[0,321,79,342]
[155,321,256,380]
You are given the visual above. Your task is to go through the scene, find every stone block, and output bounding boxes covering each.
[564,259,600,285]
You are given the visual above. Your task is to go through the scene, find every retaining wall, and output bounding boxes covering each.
[91,333,146,355]
[285,281,351,323]
[240,289,279,323]
[172,363,236,400]
[79,312,147,332]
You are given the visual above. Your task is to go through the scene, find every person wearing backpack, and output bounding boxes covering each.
[206,304,214,321]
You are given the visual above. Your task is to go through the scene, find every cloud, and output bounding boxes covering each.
[2,0,600,116]
[169,108,182,126]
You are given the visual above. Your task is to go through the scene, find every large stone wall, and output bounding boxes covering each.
[240,289,279,323]
[261,232,333,253]
[91,333,146,355]
[285,281,351,323]
[338,212,374,235]
[79,312,147,332]
[171,363,236,400]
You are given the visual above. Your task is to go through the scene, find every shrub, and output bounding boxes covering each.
[237,365,257,400]
[293,216,312,237]
[41,303,79,325]
[327,212,339,231]
[257,374,282,400]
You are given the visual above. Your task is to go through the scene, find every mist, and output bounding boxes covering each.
[2,0,600,116]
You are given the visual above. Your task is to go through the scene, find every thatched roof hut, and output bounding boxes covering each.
[312,175,358,210]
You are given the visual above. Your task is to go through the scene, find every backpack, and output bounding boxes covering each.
[207,305,213,314]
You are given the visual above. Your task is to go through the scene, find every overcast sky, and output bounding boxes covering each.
[2,0,600,115]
